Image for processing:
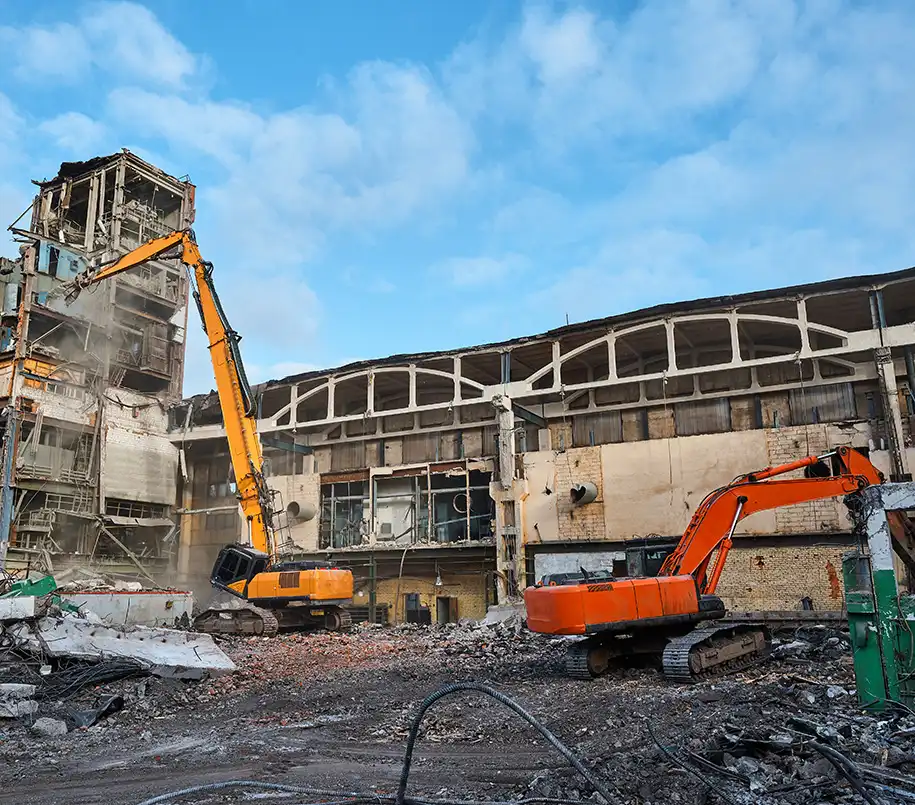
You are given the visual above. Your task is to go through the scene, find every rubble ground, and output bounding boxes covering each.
[1,620,912,805]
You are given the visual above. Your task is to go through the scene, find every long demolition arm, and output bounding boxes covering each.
[68,230,274,554]
[659,446,884,594]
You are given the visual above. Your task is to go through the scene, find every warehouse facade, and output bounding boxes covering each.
[171,266,915,621]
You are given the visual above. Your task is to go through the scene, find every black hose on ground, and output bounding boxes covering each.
[394,681,622,805]
[132,779,592,805]
[646,723,739,805]
[809,742,881,805]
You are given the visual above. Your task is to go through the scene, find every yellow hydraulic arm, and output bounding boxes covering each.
[68,229,275,555]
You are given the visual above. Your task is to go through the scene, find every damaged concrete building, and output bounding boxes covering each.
[172,266,915,621]
[1,151,194,581]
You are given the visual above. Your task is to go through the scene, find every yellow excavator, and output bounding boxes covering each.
[65,229,354,636]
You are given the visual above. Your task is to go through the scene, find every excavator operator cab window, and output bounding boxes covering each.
[211,546,268,586]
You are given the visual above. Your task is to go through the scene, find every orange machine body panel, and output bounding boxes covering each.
[228,568,353,604]
[524,575,700,636]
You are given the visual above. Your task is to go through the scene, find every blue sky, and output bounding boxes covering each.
[2,1,914,395]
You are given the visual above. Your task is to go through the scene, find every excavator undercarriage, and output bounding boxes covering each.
[561,593,771,682]
[192,603,352,637]
[565,623,771,682]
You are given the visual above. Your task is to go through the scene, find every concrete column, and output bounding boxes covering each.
[876,347,909,480]
[665,319,677,371]
[176,458,195,587]
[494,395,515,490]
[797,298,811,354]
[728,312,740,364]
[491,394,521,603]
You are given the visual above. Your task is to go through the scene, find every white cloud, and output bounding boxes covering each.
[38,112,107,154]
[519,6,604,84]
[83,1,199,88]
[0,22,91,83]
[437,254,527,286]
[109,60,473,267]
[0,1,201,88]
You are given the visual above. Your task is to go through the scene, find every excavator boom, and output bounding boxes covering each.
[69,230,272,553]
[660,446,883,591]
[65,229,354,636]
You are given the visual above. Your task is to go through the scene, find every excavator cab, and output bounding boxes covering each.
[210,545,271,595]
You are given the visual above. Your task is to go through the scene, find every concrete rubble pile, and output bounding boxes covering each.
[8,613,915,803]
[0,589,235,737]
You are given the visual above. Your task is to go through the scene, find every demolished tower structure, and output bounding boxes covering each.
[0,150,194,581]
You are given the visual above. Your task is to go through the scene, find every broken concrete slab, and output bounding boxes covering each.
[482,603,526,627]
[0,597,36,621]
[0,684,37,718]
[59,590,194,628]
[10,614,236,680]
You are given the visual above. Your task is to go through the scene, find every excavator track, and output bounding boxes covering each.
[193,604,280,637]
[331,609,353,632]
[565,643,596,680]
[662,624,770,682]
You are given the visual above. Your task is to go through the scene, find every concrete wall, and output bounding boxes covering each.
[533,550,625,580]
[103,390,178,505]
[522,430,774,544]
[269,472,320,551]
[521,424,881,546]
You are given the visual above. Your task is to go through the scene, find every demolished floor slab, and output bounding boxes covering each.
[10,614,235,680]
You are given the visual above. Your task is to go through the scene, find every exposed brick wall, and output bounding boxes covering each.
[716,541,849,611]
[765,425,843,533]
[553,446,605,541]
[373,573,488,621]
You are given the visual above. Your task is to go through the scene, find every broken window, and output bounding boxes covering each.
[430,469,493,543]
[375,475,425,545]
[319,481,366,549]
[47,247,59,278]
[105,498,167,519]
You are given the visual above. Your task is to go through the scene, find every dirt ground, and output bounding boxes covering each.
[1,620,912,805]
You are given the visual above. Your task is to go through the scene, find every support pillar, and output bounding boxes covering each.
[870,289,910,481]
[368,551,377,625]
[491,395,521,603]
[875,347,910,480]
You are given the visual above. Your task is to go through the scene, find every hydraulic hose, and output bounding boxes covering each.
[394,681,621,805]
[134,779,589,805]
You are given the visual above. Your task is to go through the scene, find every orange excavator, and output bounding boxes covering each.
[524,446,884,681]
